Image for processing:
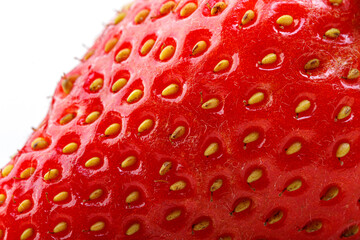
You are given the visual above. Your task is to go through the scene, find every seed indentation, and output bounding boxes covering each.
[180,3,197,17]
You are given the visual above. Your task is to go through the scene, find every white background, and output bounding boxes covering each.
[0,1,130,166]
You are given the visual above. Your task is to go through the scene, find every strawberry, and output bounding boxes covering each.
[1,0,360,239]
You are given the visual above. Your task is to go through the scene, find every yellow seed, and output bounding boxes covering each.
[126,191,140,204]
[138,119,154,133]
[62,142,78,154]
[115,48,131,63]
[160,1,176,15]
[126,223,140,236]
[202,98,220,109]
[0,194,6,204]
[336,143,350,158]
[159,161,172,175]
[105,123,121,136]
[261,53,277,65]
[31,137,49,150]
[342,225,359,238]
[2,164,13,177]
[104,38,118,53]
[329,0,342,5]
[0,229,3,238]
[241,10,255,25]
[20,167,35,179]
[18,199,32,213]
[61,78,73,94]
[248,92,265,105]
[121,156,137,168]
[20,228,34,240]
[159,45,175,61]
[295,100,311,114]
[112,78,127,93]
[193,220,210,231]
[170,126,186,140]
[53,191,69,202]
[321,186,339,201]
[325,28,340,38]
[89,189,104,200]
[166,209,182,221]
[85,157,101,168]
[180,2,197,17]
[90,221,105,232]
[85,111,101,124]
[60,113,75,125]
[127,89,143,103]
[204,143,219,157]
[303,221,322,233]
[114,12,126,25]
[276,15,293,26]
[44,169,59,181]
[162,83,179,96]
[134,9,149,24]
[247,169,263,183]
[304,59,320,70]
[337,106,351,120]
[140,39,155,55]
[211,2,227,15]
[286,142,302,155]
[192,41,207,56]
[214,60,230,72]
[89,78,103,92]
[267,210,284,225]
[243,132,260,144]
[234,198,251,213]
[219,236,232,240]
[210,179,223,192]
[83,49,95,61]
[347,68,360,79]
[170,180,187,191]
[53,222,67,233]
[286,179,302,192]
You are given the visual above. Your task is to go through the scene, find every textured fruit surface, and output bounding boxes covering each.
[1,0,360,239]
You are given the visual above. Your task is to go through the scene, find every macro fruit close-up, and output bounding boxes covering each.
[0,0,360,239]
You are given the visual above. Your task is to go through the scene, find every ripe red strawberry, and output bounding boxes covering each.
[1,0,360,239]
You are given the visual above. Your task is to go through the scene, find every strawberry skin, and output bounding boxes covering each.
[1,0,360,239]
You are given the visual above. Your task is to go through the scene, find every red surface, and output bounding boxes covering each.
[1,0,360,239]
